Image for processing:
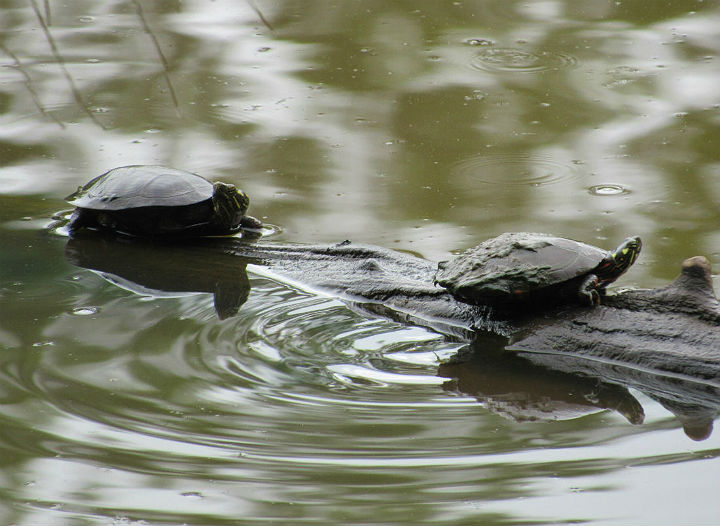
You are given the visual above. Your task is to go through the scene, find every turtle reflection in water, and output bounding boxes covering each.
[66,165,263,237]
[435,232,642,309]
[65,234,251,320]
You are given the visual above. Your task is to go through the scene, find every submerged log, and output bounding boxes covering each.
[65,234,720,439]
[66,234,720,377]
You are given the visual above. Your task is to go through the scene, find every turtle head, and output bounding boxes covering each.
[211,182,250,231]
[600,236,642,281]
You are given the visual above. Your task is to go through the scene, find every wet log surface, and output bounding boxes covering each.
[66,235,720,379]
[65,234,720,439]
[217,241,720,368]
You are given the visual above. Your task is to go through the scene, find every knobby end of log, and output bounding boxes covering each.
[679,256,715,293]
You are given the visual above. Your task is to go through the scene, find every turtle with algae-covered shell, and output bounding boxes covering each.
[434,232,642,309]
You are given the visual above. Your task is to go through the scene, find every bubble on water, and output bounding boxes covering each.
[464,38,495,47]
[469,47,577,73]
[72,306,99,316]
[588,184,630,196]
[78,16,94,23]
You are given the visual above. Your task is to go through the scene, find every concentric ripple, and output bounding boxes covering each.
[204,280,461,394]
[452,152,582,187]
[2,244,715,526]
[2,270,474,474]
[469,47,577,73]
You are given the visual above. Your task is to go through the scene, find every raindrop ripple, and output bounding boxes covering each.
[452,152,581,187]
[469,47,577,73]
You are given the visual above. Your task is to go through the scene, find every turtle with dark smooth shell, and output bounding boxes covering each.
[434,232,642,309]
[66,165,262,237]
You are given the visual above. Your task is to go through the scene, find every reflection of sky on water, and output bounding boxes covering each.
[2,1,720,524]
[4,3,720,259]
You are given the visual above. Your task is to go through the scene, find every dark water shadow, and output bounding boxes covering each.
[439,335,720,441]
[64,232,258,320]
[438,338,645,425]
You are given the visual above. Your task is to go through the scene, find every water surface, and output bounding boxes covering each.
[1,1,719,524]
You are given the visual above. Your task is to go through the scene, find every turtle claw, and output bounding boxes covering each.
[588,289,601,306]
[580,274,601,306]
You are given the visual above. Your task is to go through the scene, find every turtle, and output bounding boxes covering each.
[65,165,263,237]
[434,232,642,309]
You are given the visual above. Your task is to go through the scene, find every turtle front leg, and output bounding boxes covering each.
[579,274,601,306]
[67,208,89,234]
[239,215,263,230]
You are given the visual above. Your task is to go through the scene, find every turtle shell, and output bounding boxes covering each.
[434,232,608,307]
[66,165,213,210]
[65,165,240,237]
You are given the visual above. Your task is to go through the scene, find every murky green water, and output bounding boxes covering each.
[1,1,719,524]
